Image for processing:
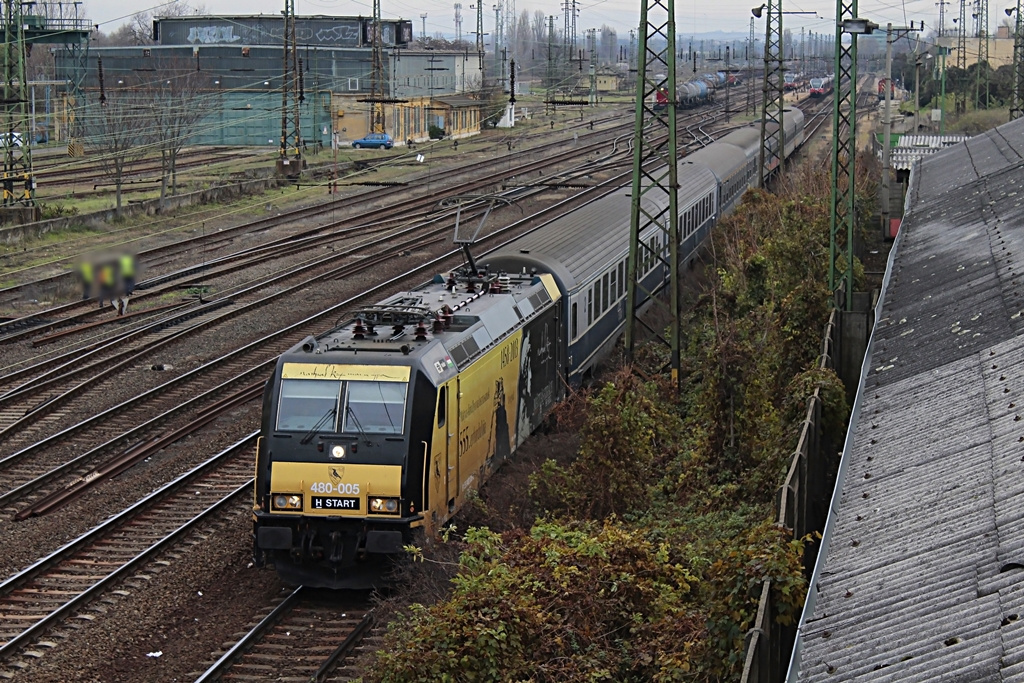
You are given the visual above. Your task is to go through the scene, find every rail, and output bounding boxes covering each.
[740,308,839,683]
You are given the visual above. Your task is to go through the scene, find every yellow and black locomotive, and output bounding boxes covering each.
[253,260,565,588]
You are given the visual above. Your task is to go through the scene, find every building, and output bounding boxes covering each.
[54,14,484,149]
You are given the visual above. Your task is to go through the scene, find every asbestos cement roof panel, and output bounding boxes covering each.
[792,115,1024,682]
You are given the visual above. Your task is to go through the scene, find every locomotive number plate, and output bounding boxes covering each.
[311,496,361,510]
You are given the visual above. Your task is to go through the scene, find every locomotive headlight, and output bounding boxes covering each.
[330,444,346,459]
[271,494,303,511]
[369,497,401,514]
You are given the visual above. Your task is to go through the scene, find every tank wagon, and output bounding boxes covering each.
[252,108,808,588]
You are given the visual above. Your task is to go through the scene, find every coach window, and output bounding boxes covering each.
[609,268,617,302]
[602,273,609,311]
[587,291,593,325]
[436,386,447,428]
[618,261,625,297]
[571,302,578,339]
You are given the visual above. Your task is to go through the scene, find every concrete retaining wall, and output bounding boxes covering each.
[0,173,287,246]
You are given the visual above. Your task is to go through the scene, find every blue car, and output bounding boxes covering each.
[351,133,394,150]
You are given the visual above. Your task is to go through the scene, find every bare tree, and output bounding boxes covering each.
[145,60,212,204]
[105,1,206,47]
[85,85,152,215]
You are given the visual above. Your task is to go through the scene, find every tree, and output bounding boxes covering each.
[85,84,151,216]
[144,60,213,204]
[599,25,617,64]
[104,1,206,47]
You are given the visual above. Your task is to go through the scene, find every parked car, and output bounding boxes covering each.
[351,133,394,150]
[1,132,23,148]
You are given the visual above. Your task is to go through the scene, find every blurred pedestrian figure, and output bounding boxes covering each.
[97,260,117,310]
[119,253,136,295]
[78,260,94,300]
[573,132,578,145]
[117,253,136,316]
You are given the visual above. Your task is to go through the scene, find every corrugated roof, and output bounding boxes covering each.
[790,116,1024,681]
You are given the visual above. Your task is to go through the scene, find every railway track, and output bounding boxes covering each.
[193,587,376,682]
[0,168,640,521]
[0,436,255,672]
[0,101,731,314]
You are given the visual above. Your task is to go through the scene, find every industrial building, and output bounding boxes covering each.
[53,14,486,149]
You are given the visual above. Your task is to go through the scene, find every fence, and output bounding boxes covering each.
[740,308,839,683]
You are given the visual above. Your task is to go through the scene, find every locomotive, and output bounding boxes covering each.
[809,76,834,98]
[877,77,896,101]
[251,107,807,589]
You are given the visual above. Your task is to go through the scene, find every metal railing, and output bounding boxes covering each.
[740,308,838,683]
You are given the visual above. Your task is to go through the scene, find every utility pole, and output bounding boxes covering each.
[939,46,948,135]
[756,0,785,186]
[881,22,919,240]
[1011,0,1023,120]
[747,17,755,115]
[587,28,597,105]
[937,0,949,35]
[474,1,485,81]
[278,0,302,176]
[1,0,34,209]
[975,0,989,109]
[628,29,637,91]
[547,15,556,91]
[955,0,967,114]
[366,0,389,134]
[830,11,875,310]
[625,0,681,388]
[914,53,922,132]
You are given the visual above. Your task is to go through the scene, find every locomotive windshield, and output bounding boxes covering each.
[277,379,341,431]
[276,378,408,435]
[343,381,407,434]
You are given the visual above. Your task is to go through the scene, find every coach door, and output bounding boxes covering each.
[430,380,460,522]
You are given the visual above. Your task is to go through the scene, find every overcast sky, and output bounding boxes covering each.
[89,0,1001,47]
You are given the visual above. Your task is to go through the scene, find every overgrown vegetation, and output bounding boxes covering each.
[362,165,854,681]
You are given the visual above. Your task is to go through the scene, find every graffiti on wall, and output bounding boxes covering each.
[170,19,407,47]
[187,26,242,43]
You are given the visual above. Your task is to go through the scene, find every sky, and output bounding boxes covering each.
[87,0,1008,47]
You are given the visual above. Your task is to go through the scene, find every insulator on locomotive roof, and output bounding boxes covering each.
[352,318,367,340]
[432,316,445,334]
[392,324,404,336]
[414,321,428,341]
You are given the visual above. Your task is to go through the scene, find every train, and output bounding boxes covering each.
[251,106,807,589]
[809,76,834,98]
[677,72,727,109]
[877,77,896,101]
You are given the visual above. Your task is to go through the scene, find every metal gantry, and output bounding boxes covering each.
[975,0,989,109]
[624,0,680,386]
[369,0,387,132]
[1,0,34,207]
[278,0,303,175]
[829,5,864,310]
[757,0,785,186]
[1012,0,1023,120]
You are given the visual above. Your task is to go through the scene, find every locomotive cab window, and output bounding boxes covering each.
[277,379,340,431]
[343,380,408,434]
